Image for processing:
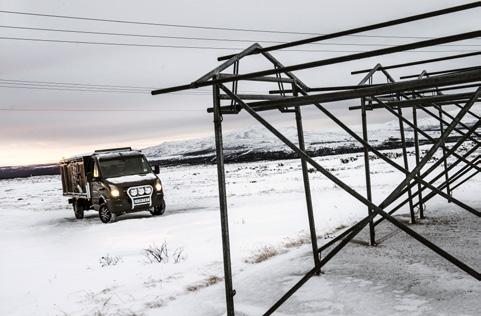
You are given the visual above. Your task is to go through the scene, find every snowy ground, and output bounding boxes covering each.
[0,146,479,316]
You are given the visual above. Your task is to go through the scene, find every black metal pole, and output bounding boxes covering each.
[379,142,480,224]
[224,86,481,314]
[451,168,480,190]
[293,86,481,218]
[212,82,235,316]
[318,116,478,247]
[438,157,480,193]
[361,98,376,245]
[373,71,481,171]
[374,88,480,211]
[380,100,481,174]
[396,99,416,223]
[426,104,481,143]
[306,86,481,217]
[294,100,321,272]
[412,102,425,218]
[438,109,453,201]
[220,83,481,277]
[264,213,376,315]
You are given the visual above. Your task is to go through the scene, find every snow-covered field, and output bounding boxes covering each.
[0,147,479,316]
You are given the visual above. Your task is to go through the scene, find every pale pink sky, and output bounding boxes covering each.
[1,0,479,166]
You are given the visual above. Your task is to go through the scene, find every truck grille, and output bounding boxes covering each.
[126,185,153,209]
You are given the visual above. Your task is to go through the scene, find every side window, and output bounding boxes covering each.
[84,157,94,179]
[93,162,99,178]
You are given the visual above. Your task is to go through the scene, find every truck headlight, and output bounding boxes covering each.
[155,180,162,191]
[110,185,120,198]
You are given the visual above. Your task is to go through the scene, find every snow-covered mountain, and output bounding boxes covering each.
[144,125,361,160]
[143,109,478,164]
[0,110,476,179]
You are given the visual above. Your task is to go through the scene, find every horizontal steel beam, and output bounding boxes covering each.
[269,84,383,94]
[410,82,481,94]
[218,73,295,83]
[213,31,481,87]
[400,66,481,79]
[349,92,478,110]
[231,69,481,112]
[351,51,481,75]
[351,99,481,111]
[152,31,481,95]
[217,1,481,61]
[219,94,287,100]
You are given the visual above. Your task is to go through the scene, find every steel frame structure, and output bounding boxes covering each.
[152,3,481,315]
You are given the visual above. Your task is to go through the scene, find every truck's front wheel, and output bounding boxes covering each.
[73,201,84,220]
[150,199,166,216]
[99,204,117,223]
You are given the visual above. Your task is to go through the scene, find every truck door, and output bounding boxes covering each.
[85,158,103,208]
[90,161,103,207]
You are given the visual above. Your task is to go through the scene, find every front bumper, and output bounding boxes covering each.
[107,192,164,215]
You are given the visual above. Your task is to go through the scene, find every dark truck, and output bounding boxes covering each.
[60,147,165,223]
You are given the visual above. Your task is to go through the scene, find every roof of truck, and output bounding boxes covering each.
[95,150,143,160]
[61,148,144,163]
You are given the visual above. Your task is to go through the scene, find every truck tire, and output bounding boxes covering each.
[150,199,166,216]
[99,204,117,223]
[73,201,84,219]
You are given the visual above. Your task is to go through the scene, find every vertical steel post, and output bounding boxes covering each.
[438,109,452,201]
[412,103,425,218]
[396,99,416,223]
[361,98,376,245]
[293,84,321,272]
[212,82,235,316]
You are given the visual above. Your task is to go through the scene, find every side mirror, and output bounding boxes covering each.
[153,165,160,174]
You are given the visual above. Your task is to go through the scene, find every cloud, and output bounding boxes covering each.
[0,0,479,165]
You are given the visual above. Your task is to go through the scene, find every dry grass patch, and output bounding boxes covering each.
[186,275,223,292]
[284,235,311,249]
[245,246,279,264]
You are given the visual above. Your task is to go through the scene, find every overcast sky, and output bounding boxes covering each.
[0,0,479,166]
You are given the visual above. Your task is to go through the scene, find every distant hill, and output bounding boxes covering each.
[0,112,476,179]
[0,163,60,179]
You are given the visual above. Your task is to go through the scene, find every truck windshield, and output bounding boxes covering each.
[99,156,152,178]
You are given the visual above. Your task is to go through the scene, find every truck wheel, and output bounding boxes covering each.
[99,204,117,223]
[73,202,84,219]
[150,199,166,216]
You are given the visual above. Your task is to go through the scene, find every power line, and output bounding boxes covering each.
[0,78,262,93]
[0,36,364,52]
[0,36,477,53]
[0,84,214,94]
[0,78,221,93]
[0,78,157,90]
[0,83,152,94]
[0,9,479,41]
[1,25,480,47]
[0,84,193,94]
[0,82,263,95]
[0,108,201,112]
